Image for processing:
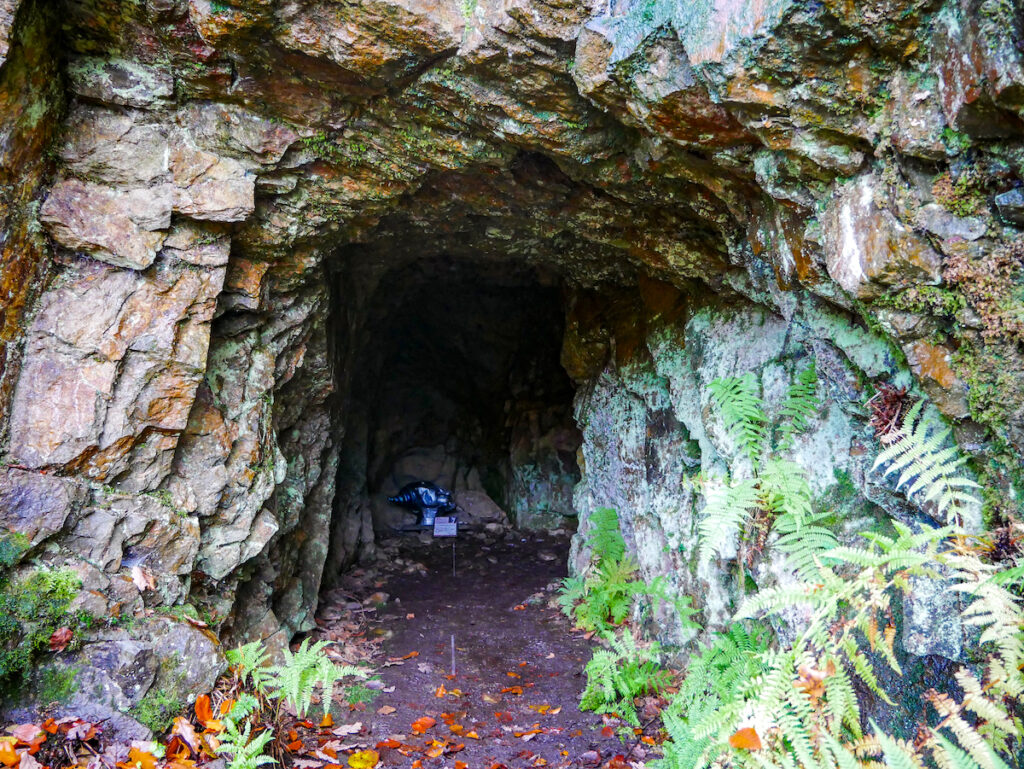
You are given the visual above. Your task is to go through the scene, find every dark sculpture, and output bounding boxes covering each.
[388,481,456,527]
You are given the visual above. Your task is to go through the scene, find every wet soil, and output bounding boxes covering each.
[323,528,626,768]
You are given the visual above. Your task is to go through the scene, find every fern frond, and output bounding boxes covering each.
[929,733,982,769]
[779,362,820,447]
[872,723,925,769]
[871,401,979,522]
[709,373,767,460]
[698,476,758,565]
[587,507,626,564]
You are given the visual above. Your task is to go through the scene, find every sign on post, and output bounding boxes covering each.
[433,515,458,537]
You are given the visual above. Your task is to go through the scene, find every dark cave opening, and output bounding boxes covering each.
[324,254,583,579]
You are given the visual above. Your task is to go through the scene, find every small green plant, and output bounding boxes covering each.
[0,567,81,694]
[580,631,671,726]
[343,682,379,706]
[132,684,186,734]
[559,508,696,632]
[218,713,277,769]
[217,640,369,769]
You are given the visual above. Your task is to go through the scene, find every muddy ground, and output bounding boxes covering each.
[317,526,630,769]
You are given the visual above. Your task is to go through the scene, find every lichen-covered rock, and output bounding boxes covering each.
[823,175,944,301]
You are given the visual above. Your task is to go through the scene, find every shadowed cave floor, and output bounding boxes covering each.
[315,528,632,769]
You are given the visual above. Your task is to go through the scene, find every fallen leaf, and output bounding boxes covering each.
[9,727,41,746]
[64,720,96,745]
[455,763,467,769]
[285,740,303,752]
[347,749,379,769]
[513,605,526,611]
[464,731,480,740]
[48,627,73,652]
[425,744,445,759]
[728,727,762,751]
[435,684,447,698]
[500,686,523,696]
[171,719,199,753]
[18,754,40,769]
[601,726,615,738]
[194,695,213,723]
[0,743,18,768]
[506,672,520,678]
[131,565,156,592]
[482,693,500,704]
[410,717,435,735]
[376,706,396,716]
[406,614,415,620]
[320,714,334,728]
[293,760,325,769]
[332,723,363,737]
[375,740,401,750]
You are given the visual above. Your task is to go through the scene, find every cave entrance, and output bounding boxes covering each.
[327,253,582,573]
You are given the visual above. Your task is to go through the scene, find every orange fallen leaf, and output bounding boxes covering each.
[195,695,213,723]
[204,720,225,734]
[320,714,334,728]
[449,725,464,735]
[401,651,419,660]
[506,672,520,678]
[411,762,423,769]
[601,726,615,738]
[125,747,158,769]
[435,684,447,698]
[464,731,480,740]
[219,699,234,716]
[411,717,435,735]
[455,763,467,769]
[286,740,303,752]
[0,743,18,768]
[425,744,445,759]
[500,686,523,695]
[513,605,526,611]
[375,740,401,750]
[728,727,762,751]
[347,749,379,769]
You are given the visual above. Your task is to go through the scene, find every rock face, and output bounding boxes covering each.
[0,0,1023,733]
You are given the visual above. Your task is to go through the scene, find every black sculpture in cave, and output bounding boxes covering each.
[388,481,457,527]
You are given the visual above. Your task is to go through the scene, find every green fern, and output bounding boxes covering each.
[227,641,271,691]
[587,507,626,563]
[697,476,758,565]
[778,362,820,448]
[217,719,277,769]
[580,632,670,726]
[265,638,367,718]
[709,373,767,460]
[872,401,979,523]
[557,576,586,618]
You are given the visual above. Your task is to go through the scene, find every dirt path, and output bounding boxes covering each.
[319,528,626,769]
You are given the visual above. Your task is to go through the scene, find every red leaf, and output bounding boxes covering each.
[48,628,73,652]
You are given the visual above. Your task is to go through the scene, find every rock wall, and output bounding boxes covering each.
[0,0,1021,733]
[566,283,978,664]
